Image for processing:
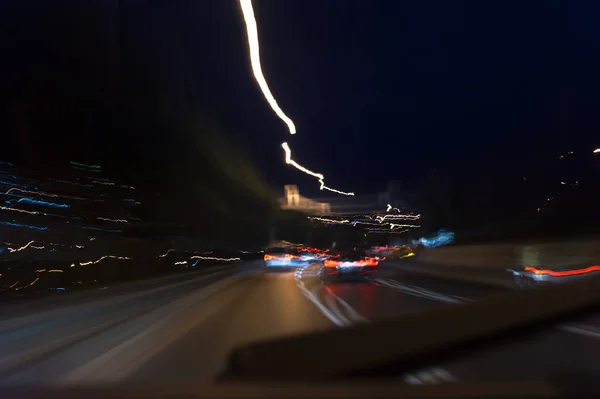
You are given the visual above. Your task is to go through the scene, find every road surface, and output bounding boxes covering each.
[1,259,600,385]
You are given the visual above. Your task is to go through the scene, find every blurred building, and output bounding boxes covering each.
[0,161,147,262]
[279,185,330,214]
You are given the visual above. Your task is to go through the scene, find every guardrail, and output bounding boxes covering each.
[416,238,600,270]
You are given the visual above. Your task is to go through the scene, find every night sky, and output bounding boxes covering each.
[2,0,600,196]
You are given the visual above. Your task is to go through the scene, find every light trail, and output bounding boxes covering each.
[375,214,421,222]
[190,255,241,261]
[594,148,600,153]
[282,143,354,196]
[0,221,48,231]
[18,197,69,208]
[238,0,354,196]
[97,217,129,223]
[5,187,86,201]
[8,240,43,253]
[386,204,401,212]
[1,206,45,216]
[73,255,132,267]
[158,249,175,258]
[308,216,350,224]
[238,0,296,135]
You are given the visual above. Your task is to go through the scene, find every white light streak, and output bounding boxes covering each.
[594,148,600,153]
[386,204,401,212]
[158,249,175,258]
[174,261,187,265]
[76,255,132,267]
[92,181,115,185]
[308,216,349,224]
[8,241,44,253]
[390,223,420,229]
[238,0,354,196]
[238,0,296,135]
[375,214,421,222]
[282,143,354,196]
[190,255,241,261]
[97,217,129,223]
[366,229,408,234]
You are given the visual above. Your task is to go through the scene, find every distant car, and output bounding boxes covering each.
[319,250,381,280]
[263,246,310,268]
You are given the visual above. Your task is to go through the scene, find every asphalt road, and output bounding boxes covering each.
[1,259,600,386]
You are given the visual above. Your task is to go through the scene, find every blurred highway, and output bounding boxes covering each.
[2,258,600,385]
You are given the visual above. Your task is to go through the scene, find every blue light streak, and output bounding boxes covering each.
[0,181,27,188]
[0,222,49,231]
[18,197,69,208]
[86,176,111,181]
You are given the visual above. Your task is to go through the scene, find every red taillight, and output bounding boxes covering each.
[264,254,272,261]
[324,260,340,268]
[364,258,379,267]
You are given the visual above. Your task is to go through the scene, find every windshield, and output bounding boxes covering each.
[2,0,600,393]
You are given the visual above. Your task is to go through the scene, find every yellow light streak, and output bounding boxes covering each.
[1,206,45,216]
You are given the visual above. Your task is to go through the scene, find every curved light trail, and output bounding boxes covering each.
[238,0,354,196]
[282,143,354,196]
[238,0,296,135]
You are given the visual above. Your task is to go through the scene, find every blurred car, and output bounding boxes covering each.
[319,250,382,280]
[263,245,310,268]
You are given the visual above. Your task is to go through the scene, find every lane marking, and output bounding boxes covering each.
[324,286,369,323]
[295,269,456,383]
[373,278,462,304]
[295,278,347,327]
[58,270,258,382]
[378,276,600,350]
[560,325,600,340]
[402,368,457,385]
[293,265,348,327]
[0,264,246,331]
[323,291,351,326]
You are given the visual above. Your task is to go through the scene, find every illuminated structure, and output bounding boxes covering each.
[280,185,331,214]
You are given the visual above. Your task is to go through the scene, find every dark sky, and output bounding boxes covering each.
[2,0,600,196]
